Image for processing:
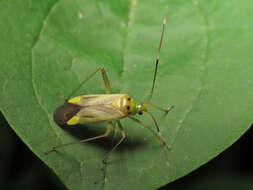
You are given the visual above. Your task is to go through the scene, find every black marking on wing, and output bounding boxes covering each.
[53,102,82,126]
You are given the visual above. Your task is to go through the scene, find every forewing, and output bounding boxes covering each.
[76,95,125,123]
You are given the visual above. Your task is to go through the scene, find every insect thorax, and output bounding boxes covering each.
[109,94,137,116]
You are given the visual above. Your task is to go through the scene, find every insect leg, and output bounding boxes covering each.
[128,116,170,168]
[99,67,112,94]
[103,121,126,163]
[57,91,67,101]
[45,122,113,154]
[66,67,112,100]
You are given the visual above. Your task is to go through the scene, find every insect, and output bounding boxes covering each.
[45,7,174,166]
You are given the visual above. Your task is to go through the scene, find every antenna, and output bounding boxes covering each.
[146,7,168,103]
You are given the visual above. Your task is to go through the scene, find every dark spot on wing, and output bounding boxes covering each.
[53,102,82,126]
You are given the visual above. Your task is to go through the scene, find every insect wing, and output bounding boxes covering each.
[77,94,125,123]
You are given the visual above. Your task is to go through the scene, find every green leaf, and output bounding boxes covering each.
[0,0,252,189]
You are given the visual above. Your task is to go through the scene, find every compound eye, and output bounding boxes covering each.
[138,110,143,115]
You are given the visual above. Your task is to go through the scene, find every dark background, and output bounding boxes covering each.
[0,111,252,190]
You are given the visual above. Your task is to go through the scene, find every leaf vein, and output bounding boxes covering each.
[31,0,61,138]
[170,0,209,148]
[119,0,135,92]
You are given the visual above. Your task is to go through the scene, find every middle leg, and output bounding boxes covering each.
[103,120,126,163]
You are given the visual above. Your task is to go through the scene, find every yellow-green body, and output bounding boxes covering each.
[67,94,138,125]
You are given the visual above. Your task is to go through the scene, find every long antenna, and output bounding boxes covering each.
[146,7,168,103]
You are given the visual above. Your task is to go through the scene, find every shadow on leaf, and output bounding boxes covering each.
[59,122,149,153]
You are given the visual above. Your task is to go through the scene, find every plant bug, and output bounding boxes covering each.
[45,7,174,166]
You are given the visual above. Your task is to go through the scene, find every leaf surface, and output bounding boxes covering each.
[0,0,252,189]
